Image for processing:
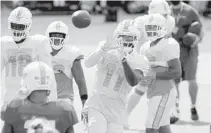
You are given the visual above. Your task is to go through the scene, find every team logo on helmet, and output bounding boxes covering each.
[16,8,24,21]
[55,22,61,30]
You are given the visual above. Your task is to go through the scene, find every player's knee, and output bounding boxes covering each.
[159,125,172,133]
[174,78,181,84]
[146,128,158,133]
[88,108,107,133]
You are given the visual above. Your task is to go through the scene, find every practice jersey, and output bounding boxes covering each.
[171,2,202,45]
[1,98,78,133]
[52,45,84,100]
[1,34,55,102]
[140,38,180,98]
[85,42,149,125]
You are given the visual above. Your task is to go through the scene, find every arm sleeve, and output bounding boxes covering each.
[84,41,107,68]
[37,37,53,68]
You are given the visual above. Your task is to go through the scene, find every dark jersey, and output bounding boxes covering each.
[1,98,79,133]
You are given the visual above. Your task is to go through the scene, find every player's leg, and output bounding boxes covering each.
[87,108,107,133]
[107,122,123,133]
[158,89,177,133]
[185,48,199,120]
[127,86,145,115]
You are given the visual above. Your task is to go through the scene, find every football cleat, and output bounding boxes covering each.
[191,107,199,121]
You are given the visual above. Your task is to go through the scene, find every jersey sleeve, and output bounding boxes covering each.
[164,38,180,61]
[57,100,79,127]
[1,99,22,124]
[130,54,150,72]
[36,35,53,68]
[69,46,84,61]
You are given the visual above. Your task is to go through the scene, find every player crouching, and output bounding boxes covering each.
[83,20,149,133]
[46,21,88,107]
[1,61,78,133]
[137,14,181,133]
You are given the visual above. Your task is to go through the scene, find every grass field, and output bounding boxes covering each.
[1,7,211,133]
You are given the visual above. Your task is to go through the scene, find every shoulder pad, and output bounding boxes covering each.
[55,99,74,111]
[0,36,13,43]
[66,45,84,60]
[8,98,24,108]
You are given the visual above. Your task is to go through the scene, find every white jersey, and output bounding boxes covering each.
[140,38,180,98]
[1,34,56,102]
[52,45,83,100]
[85,43,149,125]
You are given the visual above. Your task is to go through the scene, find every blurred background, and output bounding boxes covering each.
[1,0,211,18]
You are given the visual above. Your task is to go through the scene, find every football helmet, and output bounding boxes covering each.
[148,0,171,16]
[18,61,56,99]
[46,21,69,50]
[143,14,167,41]
[8,7,32,42]
[113,19,140,54]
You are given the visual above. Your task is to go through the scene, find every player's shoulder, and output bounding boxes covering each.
[167,38,179,46]
[53,99,75,112]
[6,98,24,109]
[64,45,83,60]
[0,36,14,43]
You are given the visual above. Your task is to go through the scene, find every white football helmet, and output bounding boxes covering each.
[166,15,175,35]
[113,19,140,54]
[143,14,167,41]
[8,7,32,42]
[18,61,56,99]
[46,21,69,50]
[148,0,171,16]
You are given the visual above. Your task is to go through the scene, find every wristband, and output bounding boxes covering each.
[122,57,127,63]
[80,94,88,101]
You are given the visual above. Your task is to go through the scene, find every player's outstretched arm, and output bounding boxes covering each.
[84,43,107,68]
[122,58,138,87]
[85,37,119,68]
[72,59,88,106]
[2,122,13,133]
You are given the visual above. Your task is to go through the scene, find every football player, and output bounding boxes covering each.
[83,20,150,133]
[170,0,203,121]
[1,7,57,103]
[46,21,88,107]
[1,61,78,133]
[139,14,181,133]
[127,0,177,117]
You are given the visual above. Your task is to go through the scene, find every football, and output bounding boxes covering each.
[183,32,197,46]
[72,10,91,29]
[188,21,201,35]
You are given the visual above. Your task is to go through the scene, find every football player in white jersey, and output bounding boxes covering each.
[134,0,175,54]
[127,0,178,120]
[138,14,181,133]
[83,20,150,133]
[0,7,57,103]
[46,21,88,107]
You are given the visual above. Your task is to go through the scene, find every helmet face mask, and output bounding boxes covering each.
[8,7,32,42]
[49,32,66,50]
[144,14,167,41]
[46,21,69,51]
[114,19,140,55]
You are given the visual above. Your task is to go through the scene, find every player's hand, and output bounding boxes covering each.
[101,36,119,52]
[141,70,156,85]
[191,35,200,48]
